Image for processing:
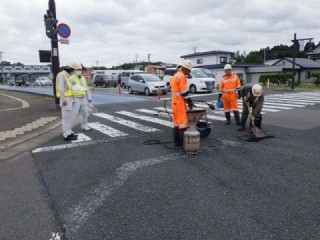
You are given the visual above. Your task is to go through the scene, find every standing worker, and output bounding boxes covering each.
[70,64,92,131]
[218,64,241,125]
[170,59,194,146]
[238,83,264,131]
[56,63,78,141]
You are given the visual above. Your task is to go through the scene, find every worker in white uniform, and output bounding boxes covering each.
[70,64,92,131]
[56,63,78,141]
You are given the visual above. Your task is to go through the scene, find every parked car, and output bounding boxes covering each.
[120,70,144,88]
[163,67,215,93]
[8,79,15,86]
[93,74,117,88]
[14,75,38,86]
[127,73,167,96]
[36,77,52,86]
[14,75,28,86]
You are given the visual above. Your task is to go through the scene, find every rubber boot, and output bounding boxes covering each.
[179,128,187,146]
[254,114,262,129]
[234,111,241,126]
[249,122,254,134]
[225,112,231,125]
[173,127,181,146]
[237,119,246,131]
[255,119,262,129]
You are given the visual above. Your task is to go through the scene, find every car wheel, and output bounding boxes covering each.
[190,85,197,94]
[144,88,150,96]
[128,87,133,94]
[104,83,107,88]
[163,91,167,95]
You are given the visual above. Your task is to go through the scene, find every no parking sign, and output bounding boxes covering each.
[57,23,71,38]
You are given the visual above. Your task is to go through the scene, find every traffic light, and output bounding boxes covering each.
[45,17,58,38]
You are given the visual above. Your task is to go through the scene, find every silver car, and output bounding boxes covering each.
[127,74,167,96]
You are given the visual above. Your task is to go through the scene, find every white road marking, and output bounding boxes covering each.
[93,112,159,132]
[70,133,92,143]
[116,111,173,127]
[88,122,128,137]
[64,153,187,237]
[136,108,171,118]
[32,140,97,153]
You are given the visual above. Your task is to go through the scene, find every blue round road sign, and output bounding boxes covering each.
[57,23,71,38]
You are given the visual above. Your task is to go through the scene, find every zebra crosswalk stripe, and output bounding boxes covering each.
[93,112,159,132]
[71,133,92,143]
[87,122,128,137]
[116,111,173,128]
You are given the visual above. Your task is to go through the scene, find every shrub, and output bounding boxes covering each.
[259,73,292,86]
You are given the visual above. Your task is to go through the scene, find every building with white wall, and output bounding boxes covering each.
[0,65,52,80]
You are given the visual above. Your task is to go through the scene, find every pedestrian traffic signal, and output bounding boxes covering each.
[45,18,58,39]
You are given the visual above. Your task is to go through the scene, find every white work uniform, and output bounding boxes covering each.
[56,70,74,138]
[70,74,92,129]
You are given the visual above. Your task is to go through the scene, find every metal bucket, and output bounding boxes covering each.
[183,126,200,155]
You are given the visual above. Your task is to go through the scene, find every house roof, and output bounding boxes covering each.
[180,50,234,58]
[306,46,320,55]
[273,58,320,69]
[195,63,265,69]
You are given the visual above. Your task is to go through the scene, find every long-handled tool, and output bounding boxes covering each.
[244,100,271,138]
[192,100,215,110]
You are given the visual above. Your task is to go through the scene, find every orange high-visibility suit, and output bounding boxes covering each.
[219,73,241,112]
[170,69,189,129]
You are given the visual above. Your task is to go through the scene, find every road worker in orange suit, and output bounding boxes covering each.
[170,59,194,146]
[218,64,241,125]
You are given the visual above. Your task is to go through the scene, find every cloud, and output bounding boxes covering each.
[0,0,319,67]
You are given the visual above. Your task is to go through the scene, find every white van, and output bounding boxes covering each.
[163,68,215,93]
[120,70,144,88]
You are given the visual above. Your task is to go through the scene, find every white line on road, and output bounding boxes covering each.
[64,153,186,237]
[93,112,159,132]
[116,111,173,127]
[88,122,128,137]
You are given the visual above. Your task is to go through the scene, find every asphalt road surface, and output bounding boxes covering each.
[1,88,320,240]
[29,90,320,240]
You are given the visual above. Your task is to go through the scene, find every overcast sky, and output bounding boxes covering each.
[0,0,319,68]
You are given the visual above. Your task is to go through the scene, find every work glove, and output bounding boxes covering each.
[185,98,194,109]
[186,97,193,105]
[218,93,222,100]
[237,89,241,99]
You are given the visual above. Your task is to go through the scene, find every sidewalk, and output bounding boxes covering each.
[0,89,61,159]
[0,85,146,159]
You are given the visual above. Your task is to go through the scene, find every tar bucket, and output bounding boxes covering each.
[183,126,200,155]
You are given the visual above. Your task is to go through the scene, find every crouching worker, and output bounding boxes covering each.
[238,83,264,131]
[170,59,193,146]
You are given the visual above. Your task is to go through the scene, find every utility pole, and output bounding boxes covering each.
[147,54,151,72]
[0,52,3,83]
[291,33,313,90]
[48,0,60,106]
[135,54,138,70]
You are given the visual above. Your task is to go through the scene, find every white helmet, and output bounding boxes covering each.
[76,64,82,70]
[252,84,263,97]
[224,64,232,70]
[67,62,78,70]
[181,59,193,71]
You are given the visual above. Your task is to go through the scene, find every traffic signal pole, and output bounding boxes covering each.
[48,0,60,106]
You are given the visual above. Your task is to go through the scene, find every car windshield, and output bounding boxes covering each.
[201,69,214,77]
[103,75,112,80]
[191,69,208,78]
[143,74,162,82]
